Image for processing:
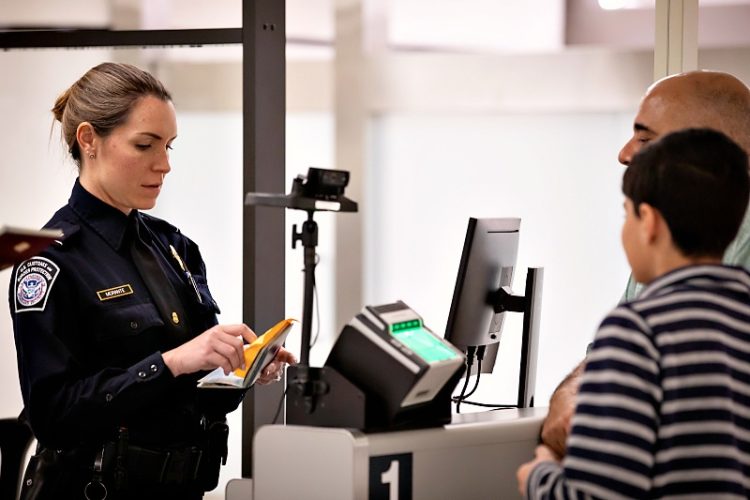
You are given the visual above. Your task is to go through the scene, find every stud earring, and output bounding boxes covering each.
[88,152,96,159]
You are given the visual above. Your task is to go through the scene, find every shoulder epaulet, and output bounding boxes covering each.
[41,205,82,248]
[45,220,81,248]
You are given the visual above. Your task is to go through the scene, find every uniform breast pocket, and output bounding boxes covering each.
[91,302,165,364]
[94,302,164,340]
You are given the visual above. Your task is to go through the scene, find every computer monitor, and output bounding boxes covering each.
[444,218,521,351]
[444,217,543,408]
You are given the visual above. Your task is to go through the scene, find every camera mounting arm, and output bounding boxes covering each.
[245,167,358,370]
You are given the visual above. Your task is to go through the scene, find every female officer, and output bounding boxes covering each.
[9,62,294,499]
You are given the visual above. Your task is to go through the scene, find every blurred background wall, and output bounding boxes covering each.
[2,1,749,497]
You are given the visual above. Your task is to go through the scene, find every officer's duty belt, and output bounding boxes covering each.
[108,442,203,486]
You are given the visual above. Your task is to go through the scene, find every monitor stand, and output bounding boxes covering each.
[517,267,543,408]
[486,267,544,408]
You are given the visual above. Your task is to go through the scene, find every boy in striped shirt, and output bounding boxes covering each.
[518,128,750,499]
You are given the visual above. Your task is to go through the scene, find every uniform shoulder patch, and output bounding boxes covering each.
[14,257,61,313]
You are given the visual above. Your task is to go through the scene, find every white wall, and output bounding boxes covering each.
[0,1,109,27]
[364,111,634,404]
[2,2,750,496]
[388,0,566,52]
[0,49,115,416]
[0,41,644,498]
[283,79,639,409]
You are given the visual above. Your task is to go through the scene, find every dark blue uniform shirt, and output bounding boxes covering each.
[9,179,243,450]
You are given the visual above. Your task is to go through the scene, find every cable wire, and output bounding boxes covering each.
[452,346,519,411]
[271,384,289,424]
[461,357,482,399]
[461,345,486,399]
[455,400,517,409]
[454,346,476,414]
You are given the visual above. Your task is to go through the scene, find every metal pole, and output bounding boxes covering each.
[241,0,286,478]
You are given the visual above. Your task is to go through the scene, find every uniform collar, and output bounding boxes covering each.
[68,178,133,251]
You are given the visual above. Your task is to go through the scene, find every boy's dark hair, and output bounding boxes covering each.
[622,128,750,258]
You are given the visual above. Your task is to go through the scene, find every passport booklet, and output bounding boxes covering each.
[197,318,296,389]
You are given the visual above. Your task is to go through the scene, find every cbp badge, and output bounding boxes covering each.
[15,257,60,313]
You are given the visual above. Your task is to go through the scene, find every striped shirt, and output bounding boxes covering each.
[528,265,750,499]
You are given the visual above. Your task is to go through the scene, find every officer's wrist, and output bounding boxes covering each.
[162,350,183,377]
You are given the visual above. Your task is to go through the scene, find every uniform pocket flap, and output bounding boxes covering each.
[95,302,165,341]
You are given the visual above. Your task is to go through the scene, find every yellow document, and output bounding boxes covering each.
[197,318,296,389]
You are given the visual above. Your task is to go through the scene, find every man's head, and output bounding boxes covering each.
[621,128,749,283]
[619,71,750,165]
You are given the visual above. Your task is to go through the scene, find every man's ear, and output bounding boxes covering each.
[76,122,97,155]
[638,203,661,244]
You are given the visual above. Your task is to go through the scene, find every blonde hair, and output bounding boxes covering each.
[52,62,171,166]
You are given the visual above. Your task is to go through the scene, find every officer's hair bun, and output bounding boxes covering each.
[51,87,71,124]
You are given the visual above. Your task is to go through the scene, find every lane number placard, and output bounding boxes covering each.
[369,453,412,500]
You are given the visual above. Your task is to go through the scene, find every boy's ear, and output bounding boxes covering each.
[638,203,661,244]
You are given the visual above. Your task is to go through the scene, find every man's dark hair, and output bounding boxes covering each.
[622,128,750,258]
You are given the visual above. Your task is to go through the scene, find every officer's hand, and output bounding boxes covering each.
[257,348,297,385]
[162,324,258,377]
